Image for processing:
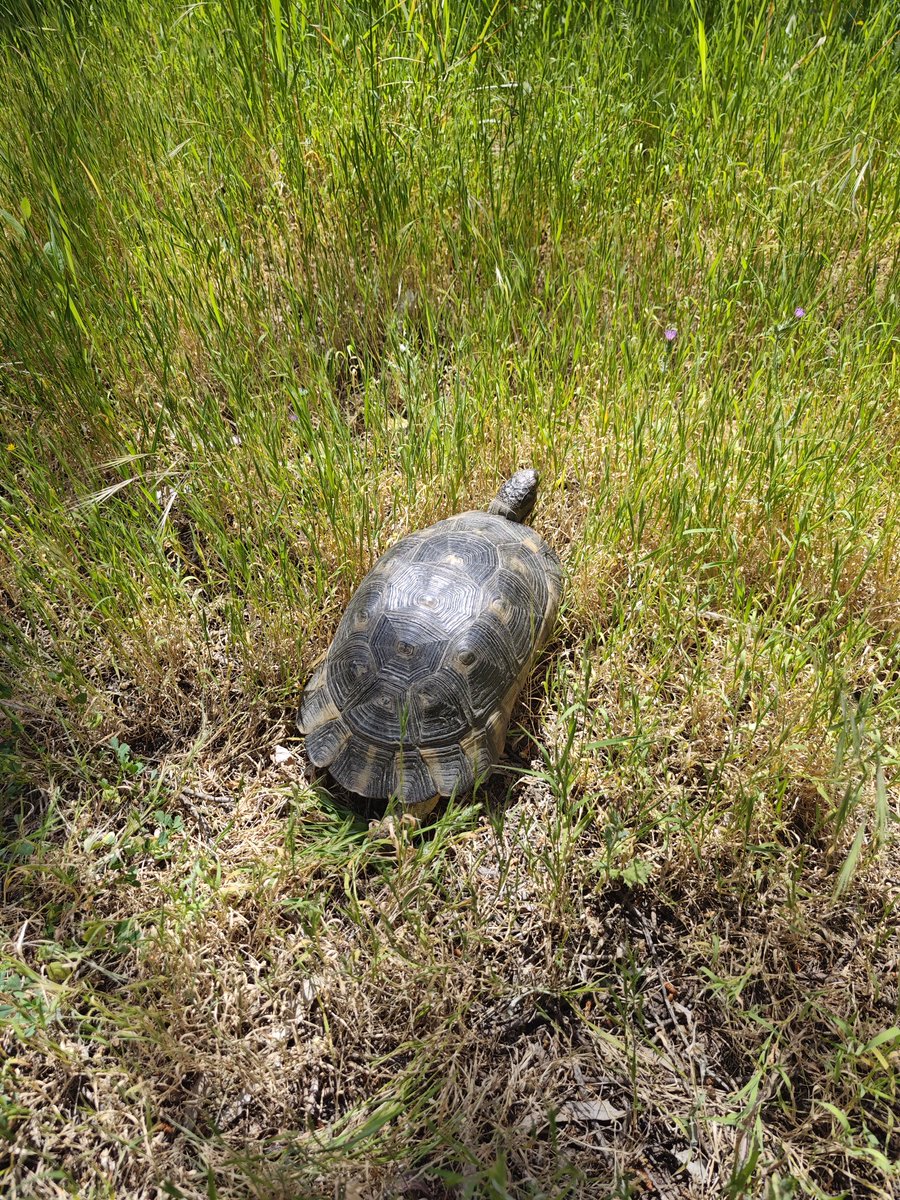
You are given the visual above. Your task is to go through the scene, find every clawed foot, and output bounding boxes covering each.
[367,812,421,842]
[366,795,439,843]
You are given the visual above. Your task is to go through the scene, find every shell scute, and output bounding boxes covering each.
[412,528,500,584]
[369,613,445,685]
[420,743,475,797]
[409,668,472,743]
[384,565,482,638]
[345,685,418,748]
[305,716,352,768]
[329,736,397,798]
[450,616,520,718]
[326,630,380,710]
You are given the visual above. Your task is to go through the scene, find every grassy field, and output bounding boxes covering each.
[1,0,899,1196]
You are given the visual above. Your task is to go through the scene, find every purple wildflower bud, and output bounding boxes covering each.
[664,327,677,343]
[288,410,298,422]
[794,307,805,319]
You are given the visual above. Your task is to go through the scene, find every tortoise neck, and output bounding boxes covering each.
[487,499,518,522]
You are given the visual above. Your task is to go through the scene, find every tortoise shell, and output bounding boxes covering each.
[300,509,563,805]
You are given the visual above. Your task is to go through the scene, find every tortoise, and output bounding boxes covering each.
[300,469,562,810]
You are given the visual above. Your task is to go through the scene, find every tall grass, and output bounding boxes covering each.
[1,2,899,1197]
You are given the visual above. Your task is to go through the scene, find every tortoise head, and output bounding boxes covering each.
[488,469,539,523]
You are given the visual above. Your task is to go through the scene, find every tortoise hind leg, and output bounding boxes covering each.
[367,794,438,841]
[407,794,439,818]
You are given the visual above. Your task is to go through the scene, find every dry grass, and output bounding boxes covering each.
[3,725,898,1198]
[3,599,898,1197]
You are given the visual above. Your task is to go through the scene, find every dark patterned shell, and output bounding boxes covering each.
[301,511,562,804]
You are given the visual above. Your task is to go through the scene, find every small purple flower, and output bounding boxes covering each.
[288,410,298,422]
[664,327,677,343]
[794,307,806,319]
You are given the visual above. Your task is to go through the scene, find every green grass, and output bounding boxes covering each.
[1,1,899,1196]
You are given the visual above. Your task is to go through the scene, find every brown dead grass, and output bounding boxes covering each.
[2,633,898,1199]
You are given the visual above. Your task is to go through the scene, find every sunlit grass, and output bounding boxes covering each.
[1,1,899,1196]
